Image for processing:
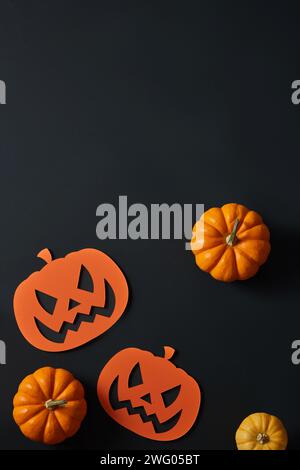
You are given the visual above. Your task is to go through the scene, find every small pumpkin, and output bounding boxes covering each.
[191,203,271,282]
[235,412,288,450]
[13,366,87,444]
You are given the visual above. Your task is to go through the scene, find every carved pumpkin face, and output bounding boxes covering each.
[13,248,128,352]
[97,347,201,441]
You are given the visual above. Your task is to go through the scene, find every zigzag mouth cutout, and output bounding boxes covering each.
[35,280,115,343]
[109,376,182,434]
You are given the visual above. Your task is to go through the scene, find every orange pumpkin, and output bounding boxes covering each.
[191,203,271,282]
[13,366,87,444]
[97,346,201,441]
[13,248,129,351]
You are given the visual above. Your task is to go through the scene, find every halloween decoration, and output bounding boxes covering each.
[191,203,271,282]
[97,346,201,441]
[13,367,87,444]
[14,248,129,351]
[235,412,288,450]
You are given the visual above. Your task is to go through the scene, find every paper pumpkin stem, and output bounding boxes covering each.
[164,346,176,360]
[37,248,53,264]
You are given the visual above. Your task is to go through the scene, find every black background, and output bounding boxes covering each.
[0,0,300,451]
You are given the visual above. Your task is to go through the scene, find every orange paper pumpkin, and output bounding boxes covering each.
[97,346,201,441]
[191,203,271,282]
[14,248,129,352]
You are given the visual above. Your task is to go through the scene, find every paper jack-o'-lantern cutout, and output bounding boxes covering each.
[13,248,129,352]
[97,346,201,441]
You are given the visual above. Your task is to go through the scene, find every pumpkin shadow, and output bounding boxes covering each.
[287,428,300,450]
[123,273,134,311]
[56,379,121,449]
[168,383,205,445]
[236,225,300,295]
[189,385,205,437]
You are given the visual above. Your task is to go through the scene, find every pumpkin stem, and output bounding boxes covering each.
[226,218,239,246]
[164,346,176,360]
[45,399,67,410]
[37,248,53,264]
[256,432,269,445]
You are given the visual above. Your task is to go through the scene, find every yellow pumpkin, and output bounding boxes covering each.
[235,412,288,450]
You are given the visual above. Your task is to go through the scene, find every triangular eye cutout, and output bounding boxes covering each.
[141,393,151,404]
[161,385,181,407]
[128,362,143,388]
[68,298,80,310]
[35,290,57,315]
[77,265,94,292]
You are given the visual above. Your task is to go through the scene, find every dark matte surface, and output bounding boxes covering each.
[0,0,300,450]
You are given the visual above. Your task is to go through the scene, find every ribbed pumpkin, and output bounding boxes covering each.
[191,203,271,282]
[235,412,288,450]
[13,367,87,444]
